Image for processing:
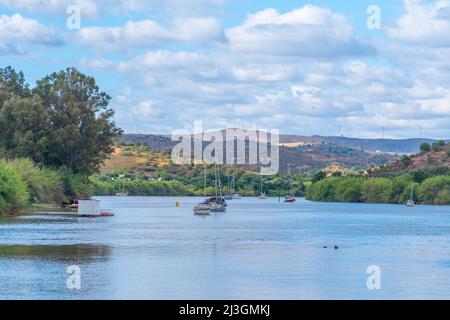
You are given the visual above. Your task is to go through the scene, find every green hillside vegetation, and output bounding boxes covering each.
[90,144,308,197]
[307,142,450,205]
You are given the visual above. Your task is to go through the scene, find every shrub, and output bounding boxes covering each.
[362,178,392,203]
[432,142,441,152]
[0,161,29,215]
[334,177,364,202]
[389,174,414,203]
[418,176,450,204]
[312,171,326,183]
[420,143,431,152]
[7,158,63,204]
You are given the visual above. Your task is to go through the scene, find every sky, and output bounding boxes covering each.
[0,0,449,139]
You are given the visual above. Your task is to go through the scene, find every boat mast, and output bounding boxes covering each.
[203,163,207,202]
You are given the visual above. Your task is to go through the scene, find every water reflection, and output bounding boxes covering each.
[0,244,111,261]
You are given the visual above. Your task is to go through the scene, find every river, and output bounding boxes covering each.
[1,196,450,299]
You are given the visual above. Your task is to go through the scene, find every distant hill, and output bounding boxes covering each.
[280,135,448,154]
[121,132,448,154]
[120,132,399,173]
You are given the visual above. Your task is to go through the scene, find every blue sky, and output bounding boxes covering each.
[1,0,449,138]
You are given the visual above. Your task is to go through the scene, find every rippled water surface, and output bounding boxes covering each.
[1,196,450,299]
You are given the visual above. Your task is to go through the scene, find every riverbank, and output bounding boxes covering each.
[0,159,90,216]
[307,175,450,205]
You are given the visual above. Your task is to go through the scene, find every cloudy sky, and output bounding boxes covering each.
[0,0,449,138]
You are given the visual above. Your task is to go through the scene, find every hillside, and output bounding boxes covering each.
[120,133,398,173]
[121,133,449,154]
[372,142,450,177]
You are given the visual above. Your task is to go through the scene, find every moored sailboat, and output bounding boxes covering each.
[193,164,211,215]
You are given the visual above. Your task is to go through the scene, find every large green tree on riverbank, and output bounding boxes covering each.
[0,67,122,175]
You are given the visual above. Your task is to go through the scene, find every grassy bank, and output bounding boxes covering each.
[0,159,91,215]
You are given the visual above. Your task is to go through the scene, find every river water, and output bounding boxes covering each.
[1,196,450,300]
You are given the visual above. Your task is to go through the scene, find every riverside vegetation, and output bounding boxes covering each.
[307,141,450,205]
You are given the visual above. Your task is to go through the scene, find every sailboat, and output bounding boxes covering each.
[115,177,129,196]
[206,164,227,212]
[406,184,415,208]
[258,175,267,199]
[224,172,233,200]
[225,164,241,199]
[193,164,211,215]
[284,172,296,203]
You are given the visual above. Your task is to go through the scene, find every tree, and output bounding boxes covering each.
[312,170,326,183]
[412,170,427,184]
[0,97,52,163]
[420,142,431,153]
[400,155,411,166]
[32,68,122,174]
[432,142,441,152]
[0,66,30,109]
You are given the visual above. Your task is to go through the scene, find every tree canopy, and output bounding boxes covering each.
[0,66,122,175]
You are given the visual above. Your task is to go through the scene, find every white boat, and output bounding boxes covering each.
[193,164,211,215]
[208,164,227,212]
[406,184,415,207]
[258,175,267,199]
[232,193,241,199]
[193,203,211,215]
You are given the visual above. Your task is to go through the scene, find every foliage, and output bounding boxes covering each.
[418,176,450,205]
[7,159,63,204]
[420,142,431,153]
[307,174,450,205]
[0,160,29,215]
[0,66,122,175]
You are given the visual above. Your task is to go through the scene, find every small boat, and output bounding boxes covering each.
[100,209,114,217]
[193,202,211,215]
[232,193,241,199]
[258,175,267,199]
[406,184,415,207]
[115,192,129,197]
[224,195,233,200]
[284,195,296,203]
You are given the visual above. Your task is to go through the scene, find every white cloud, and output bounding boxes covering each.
[0,0,99,19]
[77,17,225,50]
[386,0,450,46]
[226,5,375,57]
[0,13,62,54]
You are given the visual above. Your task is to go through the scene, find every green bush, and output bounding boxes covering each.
[334,177,364,202]
[0,161,29,215]
[361,178,392,203]
[7,158,63,204]
[389,174,413,203]
[418,176,450,205]
[56,167,92,203]
[420,143,431,153]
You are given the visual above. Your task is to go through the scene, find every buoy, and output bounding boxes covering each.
[334,245,339,250]
[176,201,180,207]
